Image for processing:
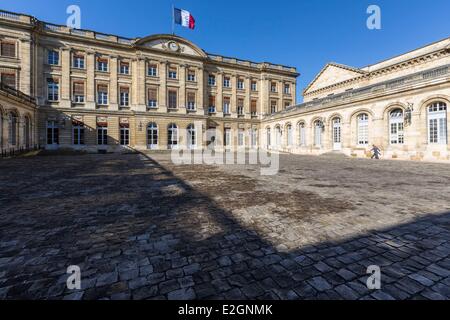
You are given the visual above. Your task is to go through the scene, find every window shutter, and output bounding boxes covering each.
[1,42,15,57]
[98,84,108,92]
[238,98,244,108]
[120,87,129,94]
[251,100,257,113]
[188,92,195,103]
[148,88,157,100]
[1,73,16,88]
[73,82,84,95]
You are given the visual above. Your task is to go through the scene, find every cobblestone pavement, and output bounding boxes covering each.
[0,152,449,300]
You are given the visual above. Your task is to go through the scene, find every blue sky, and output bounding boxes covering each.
[2,0,450,102]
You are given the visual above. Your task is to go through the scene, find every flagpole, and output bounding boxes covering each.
[172,4,175,35]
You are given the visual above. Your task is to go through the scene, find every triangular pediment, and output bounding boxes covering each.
[304,63,366,94]
[135,34,207,58]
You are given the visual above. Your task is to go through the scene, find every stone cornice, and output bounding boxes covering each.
[304,48,450,97]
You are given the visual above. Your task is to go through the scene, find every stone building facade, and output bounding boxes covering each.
[0,10,298,153]
[0,9,449,163]
[263,38,450,162]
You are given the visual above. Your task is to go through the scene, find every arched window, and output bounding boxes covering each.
[389,109,404,145]
[187,124,196,149]
[428,102,447,144]
[298,122,306,146]
[314,120,323,147]
[147,122,158,149]
[266,127,271,147]
[9,112,18,146]
[357,113,369,146]
[275,126,282,147]
[168,123,178,149]
[286,124,293,147]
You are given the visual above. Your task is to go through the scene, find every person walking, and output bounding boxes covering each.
[371,144,381,159]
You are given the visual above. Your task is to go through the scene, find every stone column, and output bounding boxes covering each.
[216,72,223,115]
[231,74,237,116]
[179,65,187,112]
[19,38,31,95]
[109,55,119,111]
[86,50,96,110]
[197,66,204,114]
[159,61,167,111]
[60,47,71,108]
[137,57,146,111]
[245,76,251,119]
[261,75,269,116]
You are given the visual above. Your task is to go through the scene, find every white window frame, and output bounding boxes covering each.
[120,127,130,146]
[73,56,85,69]
[251,81,257,91]
[314,121,323,147]
[223,78,231,88]
[187,124,197,149]
[168,124,179,149]
[287,125,293,147]
[208,75,216,86]
[428,102,447,145]
[97,87,108,105]
[298,123,306,146]
[73,125,85,145]
[147,123,158,149]
[48,50,59,65]
[119,89,130,107]
[47,80,59,102]
[238,129,245,147]
[119,63,130,75]
[97,60,108,72]
[223,101,231,115]
[389,109,404,145]
[357,114,369,146]
[237,80,245,90]
[97,126,108,145]
[148,65,158,77]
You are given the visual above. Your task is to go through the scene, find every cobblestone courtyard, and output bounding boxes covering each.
[0,152,449,300]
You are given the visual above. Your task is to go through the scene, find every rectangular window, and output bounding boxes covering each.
[97,58,108,72]
[119,62,130,75]
[284,84,291,94]
[238,129,245,147]
[237,79,245,90]
[251,100,257,116]
[168,90,177,109]
[97,84,108,105]
[271,82,277,93]
[97,126,108,145]
[270,101,277,114]
[223,97,231,114]
[73,54,85,69]
[1,42,16,57]
[208,95,216,113]
[47,79,59,101]
[1,73,16,89]
[224,128,231,147]
[251,81,257,91]
[284,101,291,109]
[119,87,130,107]
[48,50,59,65]
[187,92,196,110]
[148,88,158,108]
[73,125,85,145]
[237,98,244,116]
[148,64,158,77]
[73,82,85,103]
[208,75,216,86]
[187,70,196,82]
[223,77,231,88]
[120,126,130,146]
[168,67,177,79]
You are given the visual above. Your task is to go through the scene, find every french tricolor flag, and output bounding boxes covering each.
[174,8,195,30]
